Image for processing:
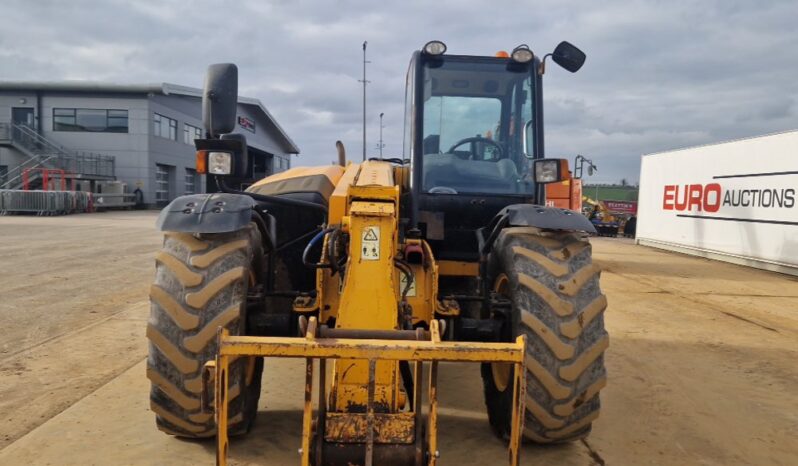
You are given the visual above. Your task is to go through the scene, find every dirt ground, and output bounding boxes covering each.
[0,211,796,465]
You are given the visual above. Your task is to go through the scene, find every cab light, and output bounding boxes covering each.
[208,151,232,175]
[423,40,447,55]
[511,44,534,63]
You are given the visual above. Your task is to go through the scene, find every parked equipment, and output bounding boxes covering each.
[544,155,597,212]
[147,41,608,466]
[583,196,621,236]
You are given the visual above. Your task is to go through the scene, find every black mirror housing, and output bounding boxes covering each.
[552,41,586,73]
[203,63,239,137]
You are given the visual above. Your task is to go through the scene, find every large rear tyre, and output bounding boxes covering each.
[481,228,608,443]
[147,225,264,437]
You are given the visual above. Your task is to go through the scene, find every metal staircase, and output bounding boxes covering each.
[0,123,115,190]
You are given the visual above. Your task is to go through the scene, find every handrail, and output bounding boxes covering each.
[0,122,116,189]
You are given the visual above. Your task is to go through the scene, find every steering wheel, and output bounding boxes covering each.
[447,136,503,161]
[428,186,458,194]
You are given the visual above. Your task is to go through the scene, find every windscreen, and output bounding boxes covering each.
[421,58,534,195]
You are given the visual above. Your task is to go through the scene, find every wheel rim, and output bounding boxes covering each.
[491,273,512,393]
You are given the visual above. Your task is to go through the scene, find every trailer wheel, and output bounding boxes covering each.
[481,228,608,443]
[147,225,264,437]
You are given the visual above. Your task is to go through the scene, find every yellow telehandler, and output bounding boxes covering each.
[147,40,607,466]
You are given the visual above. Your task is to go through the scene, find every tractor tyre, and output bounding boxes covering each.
[481,227,608,443]
[147,225,264,438]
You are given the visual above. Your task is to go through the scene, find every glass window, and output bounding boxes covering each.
[155,164,170,201]
[53,108,128,133]
[423,96,502,157]
[183,124,202,145]
[107,110,128,133]
[76,109,107,132]
[184,168,197,194]
[53,108,76,131]
[153,113,177,140]
[420,58,534,195]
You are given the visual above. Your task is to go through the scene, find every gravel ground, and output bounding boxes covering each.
[0,211,796,465]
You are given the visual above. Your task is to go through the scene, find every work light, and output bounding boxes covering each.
[208,151,233,175]
[511,45,534,63]
[534,159,568,184]
[423,40,447,55]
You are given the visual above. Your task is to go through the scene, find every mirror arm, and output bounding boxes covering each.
[538,53,552,76]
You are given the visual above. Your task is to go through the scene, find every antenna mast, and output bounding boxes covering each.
[378,112,385,159]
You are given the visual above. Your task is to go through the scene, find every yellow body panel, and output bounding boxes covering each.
[438,260,479,277]
[248,164,345,190]
[212,159,527,466]
[329,163,360,224]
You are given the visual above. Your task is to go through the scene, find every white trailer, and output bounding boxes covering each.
[637,130,798,276]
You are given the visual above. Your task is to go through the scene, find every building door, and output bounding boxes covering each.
[12,108,34,127]
[155,164,172,205]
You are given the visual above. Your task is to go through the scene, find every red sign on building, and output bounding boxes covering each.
[238,116,255,132]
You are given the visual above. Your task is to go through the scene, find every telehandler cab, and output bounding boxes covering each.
[147,40,607,466]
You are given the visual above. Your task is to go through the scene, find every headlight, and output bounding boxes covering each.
[423,40,447,56]
[208,151,232,175]
[534,159,565,183]
[511,44,534,63]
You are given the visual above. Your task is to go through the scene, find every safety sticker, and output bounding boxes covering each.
[399,270,417,297]
[361,226,380,260]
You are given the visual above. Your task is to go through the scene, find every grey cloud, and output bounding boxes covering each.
[1,0,797,182]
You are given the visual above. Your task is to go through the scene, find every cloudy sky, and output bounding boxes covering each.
[2,0,796,184]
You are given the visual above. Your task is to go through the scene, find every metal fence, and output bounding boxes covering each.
[0,190,93,216]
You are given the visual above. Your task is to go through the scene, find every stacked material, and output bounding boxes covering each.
[0,190,93,215]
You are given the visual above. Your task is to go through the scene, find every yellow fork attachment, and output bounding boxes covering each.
[205,318,526,466]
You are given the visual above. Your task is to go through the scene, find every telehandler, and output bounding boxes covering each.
[147,40,608,466]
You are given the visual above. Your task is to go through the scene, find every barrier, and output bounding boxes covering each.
[0,190,93,216]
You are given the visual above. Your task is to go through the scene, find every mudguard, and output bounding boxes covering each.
[156,193,255,233]
[499,204,596,234]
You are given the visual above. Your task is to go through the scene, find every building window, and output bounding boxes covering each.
[183,124,202,145]
[155,164,171,202]
[153,113,177,140]
[0,165,7,186]
[276,156,289,171]
[184,168,197,194]
[53,108,128,133]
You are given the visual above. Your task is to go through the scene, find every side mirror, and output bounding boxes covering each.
[195,133,249,179]
[552,41,586,73]
[203,63,239,137]
[534,158,570,184]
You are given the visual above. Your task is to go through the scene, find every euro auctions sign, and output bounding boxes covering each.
[661,179,795,219]
[637,130,798,273]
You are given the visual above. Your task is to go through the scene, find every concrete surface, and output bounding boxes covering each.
[0,211,797,465]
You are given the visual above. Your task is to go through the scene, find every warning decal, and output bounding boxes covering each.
[361,226,380,260]
[399,271,416,297]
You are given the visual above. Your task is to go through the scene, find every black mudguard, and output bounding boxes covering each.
[156,193,255,233]
[499,204,596,234]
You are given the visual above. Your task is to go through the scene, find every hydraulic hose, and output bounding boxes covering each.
[302,227,335,270]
